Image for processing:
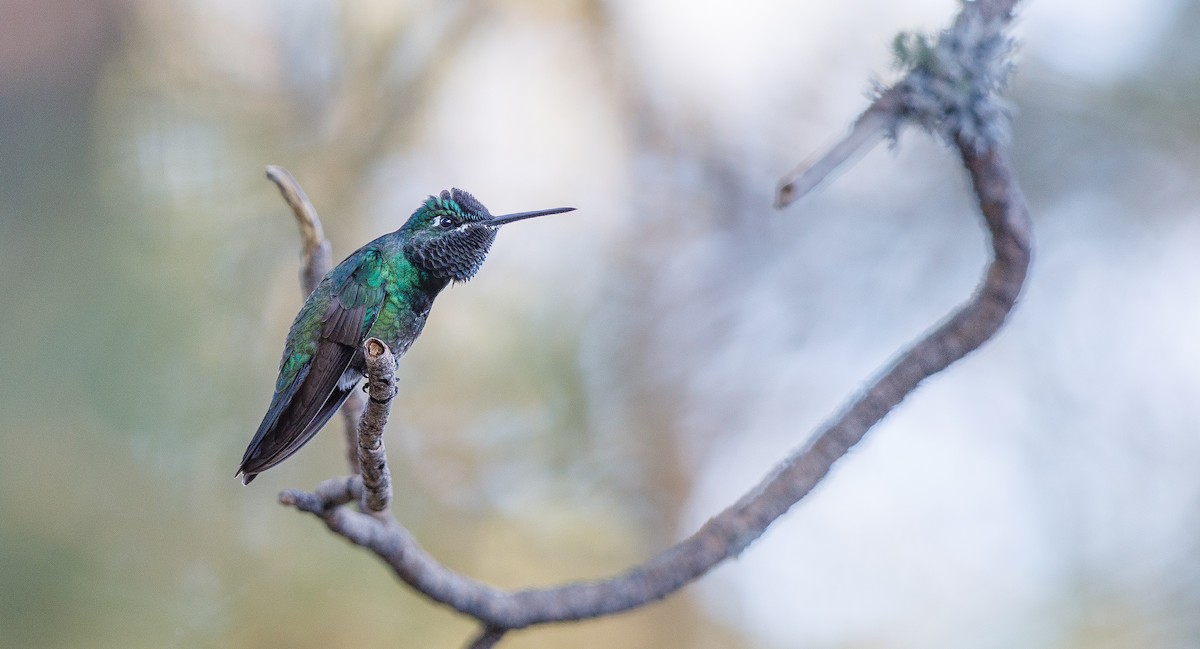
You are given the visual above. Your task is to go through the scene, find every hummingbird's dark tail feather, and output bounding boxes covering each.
[237,336,361,484]
[237,385,354,484]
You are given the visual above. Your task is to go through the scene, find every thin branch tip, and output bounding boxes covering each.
[279,489,327,515]
[265,165,331,299]
[775,99,898,209]
[264,165,325,244]
[774,182,795,210]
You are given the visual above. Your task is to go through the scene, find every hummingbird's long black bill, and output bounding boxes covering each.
[488,206,575,226]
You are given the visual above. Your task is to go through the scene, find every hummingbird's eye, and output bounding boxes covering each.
[440,216,458,229]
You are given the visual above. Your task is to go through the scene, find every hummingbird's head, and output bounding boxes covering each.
[402,188,574,282]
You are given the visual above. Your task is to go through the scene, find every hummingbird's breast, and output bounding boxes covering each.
[350,259,442,373]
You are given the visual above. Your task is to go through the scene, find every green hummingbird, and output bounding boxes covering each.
[237,189,574,484]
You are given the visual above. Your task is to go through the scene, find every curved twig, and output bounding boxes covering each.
[272,0,1029,644]
[265,165,331,294]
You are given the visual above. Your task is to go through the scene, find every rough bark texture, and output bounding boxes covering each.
[357,338,396,513]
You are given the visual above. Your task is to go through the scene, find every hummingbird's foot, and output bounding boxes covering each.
[361,380,398,402]
[367,385,399,404]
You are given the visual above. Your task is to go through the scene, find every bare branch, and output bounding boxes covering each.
[265,165,331,294]
[776,90,899,208]
[274,0,1031,643]
[358,338,397,513]
[279,476,362,513]
[265,165,363,477]
[776,0,1020,208]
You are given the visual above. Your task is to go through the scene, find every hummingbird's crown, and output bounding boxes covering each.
[447,188,490,219]
[423,188,490,223]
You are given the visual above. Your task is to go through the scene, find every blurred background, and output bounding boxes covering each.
[2,0,1198,647]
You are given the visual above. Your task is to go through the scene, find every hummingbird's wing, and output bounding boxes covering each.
[238,250,387,484]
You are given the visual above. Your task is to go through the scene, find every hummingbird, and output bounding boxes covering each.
[237,189,574,484]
